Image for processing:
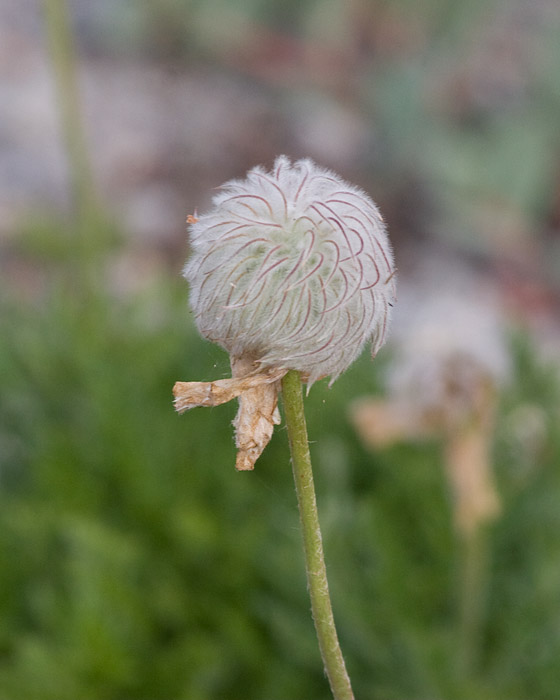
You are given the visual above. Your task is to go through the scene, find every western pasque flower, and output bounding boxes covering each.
[174,156,396,469]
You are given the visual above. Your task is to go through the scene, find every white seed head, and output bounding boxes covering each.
[185,156,396,384]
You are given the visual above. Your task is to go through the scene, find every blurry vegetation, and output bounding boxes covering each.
[2,0,560,698]
[76,0,560,259]
[1,229,560,699]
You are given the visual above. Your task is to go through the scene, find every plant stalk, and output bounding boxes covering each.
[43,0,97,221]
[456,525,491,677]
[43,0,111,304]
[281,370,354,700]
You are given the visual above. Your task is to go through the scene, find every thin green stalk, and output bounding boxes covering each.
[457,526,491,677]
[281,370,354,700]
[43,0,112,304]
[43,0,97,221]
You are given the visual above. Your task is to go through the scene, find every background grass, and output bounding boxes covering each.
[1,236,559,699]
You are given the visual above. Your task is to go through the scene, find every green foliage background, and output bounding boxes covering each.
[1,252,559,699]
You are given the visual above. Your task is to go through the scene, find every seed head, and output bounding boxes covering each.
[175,157,396,470]
[185,156,396,384]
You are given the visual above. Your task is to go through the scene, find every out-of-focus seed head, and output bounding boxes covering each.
[185,156,396,384]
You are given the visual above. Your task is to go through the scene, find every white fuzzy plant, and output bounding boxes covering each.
[174,156,395,700]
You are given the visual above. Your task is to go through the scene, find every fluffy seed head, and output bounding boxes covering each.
[185,156,396,384]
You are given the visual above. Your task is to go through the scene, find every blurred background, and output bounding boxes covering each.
[1,1,560,698]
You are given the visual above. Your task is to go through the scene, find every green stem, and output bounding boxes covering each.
[43,0,97,221]
[457,527,491,677]
[43,0,111,302]
[281,370,354,700]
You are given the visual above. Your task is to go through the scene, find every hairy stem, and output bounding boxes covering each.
[281,370,354,700]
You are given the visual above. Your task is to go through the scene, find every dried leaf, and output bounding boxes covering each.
[350,398,433,447]
[173,359,287,470]
[233,379,282,471]
[173,368,285,413]
[231,357,285,471]
[445,422,501,538]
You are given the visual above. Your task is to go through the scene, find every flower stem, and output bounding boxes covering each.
[43,0,97,222]
[43,0,108,300]
[281,370,355,700]
[457,526,491,677]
